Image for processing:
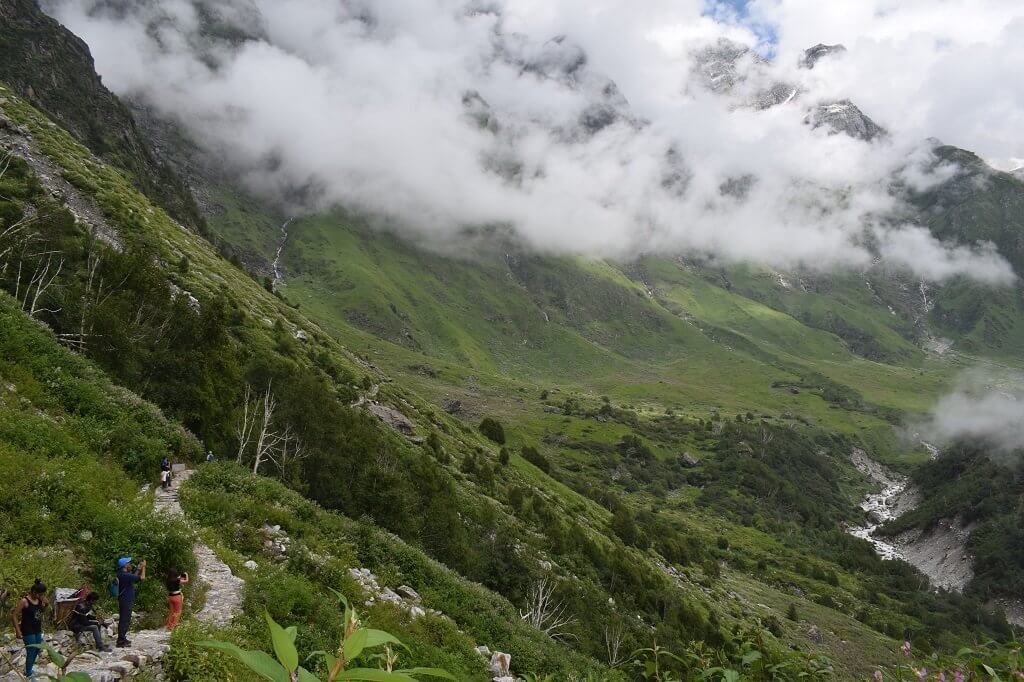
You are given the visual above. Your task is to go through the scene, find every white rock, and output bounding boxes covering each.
[244,560,258,570]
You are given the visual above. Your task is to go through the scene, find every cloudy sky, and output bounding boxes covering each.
[41,0,1024,281]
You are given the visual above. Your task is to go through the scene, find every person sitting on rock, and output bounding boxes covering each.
[70,592,111,652]
[165,568,189,630]
[12,578,48,678]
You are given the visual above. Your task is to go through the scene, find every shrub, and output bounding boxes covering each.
[521,445,550,474]
[478,417,505,445]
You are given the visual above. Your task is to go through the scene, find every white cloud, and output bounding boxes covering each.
[915,369,1024,456]
[40,0,1023,283]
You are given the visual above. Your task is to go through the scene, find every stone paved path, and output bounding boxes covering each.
[57,469,243,681]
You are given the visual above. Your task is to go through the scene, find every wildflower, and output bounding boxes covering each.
[937,673,945,682]
[902,641,912,658]
[953,671,964,682]
[873,671,884,682]
[913,668,928,681]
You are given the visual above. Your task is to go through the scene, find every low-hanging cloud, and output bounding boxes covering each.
[914,369,1024,460]
[39,0,1024,283]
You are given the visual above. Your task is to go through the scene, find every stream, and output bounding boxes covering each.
[847,442,938,561]
[272,218,293,287]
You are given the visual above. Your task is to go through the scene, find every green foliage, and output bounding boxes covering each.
[521,445,551,474]
[163,621,237,682]
[478,417,506,445]
[199,601,454,681]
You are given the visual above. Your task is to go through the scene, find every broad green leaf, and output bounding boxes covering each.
[198,640,289,682]
[335,669,416,681]
[63,673,93,682]
[267,611,299,672]
[297,666,322,682]
[957,647,976,656]
[397,668,457,680]
[30,642,66,668]
[308,650,338,671]
[286,626,298,643]
[361,629,404,651]
[722,669,740,682]
[982,663,1002,681]
[343,628,369,662]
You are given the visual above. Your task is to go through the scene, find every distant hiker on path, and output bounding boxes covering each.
[71,592,111,651]
[206,450,215,463]
[165,568,189,630]
[160,456,172,489]
[115,557,145,647]
[12,578,48,677]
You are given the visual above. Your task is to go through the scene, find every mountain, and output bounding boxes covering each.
[2,5,1024,681]
[0,0,204,232]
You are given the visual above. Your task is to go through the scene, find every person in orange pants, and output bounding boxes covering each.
[165,569,189,629]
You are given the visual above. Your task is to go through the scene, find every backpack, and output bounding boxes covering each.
[108,576,120,599]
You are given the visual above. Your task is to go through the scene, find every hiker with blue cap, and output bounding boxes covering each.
[114,557,146,647]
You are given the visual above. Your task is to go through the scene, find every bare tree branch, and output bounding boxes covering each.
[520,576,577,641]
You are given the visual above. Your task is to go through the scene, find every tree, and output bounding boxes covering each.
[520,576,577,641]
[235,383,299,475]
[499,447,510,466]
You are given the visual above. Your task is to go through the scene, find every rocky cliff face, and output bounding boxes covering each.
[0,0,204,232]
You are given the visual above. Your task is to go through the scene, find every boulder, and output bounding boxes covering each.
[442,399,463,415]
[807,624,823,644]
[365,402,416,435]
[679,451,700,467]
[396,585,421,602]
[489,651,511,677]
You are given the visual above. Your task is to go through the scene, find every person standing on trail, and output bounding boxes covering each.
[165,568,189,629]
[160,456,172,489]
[12,578,48,677]
[115,557,145,647]
[205,450,215,463]
[71,592,111,652]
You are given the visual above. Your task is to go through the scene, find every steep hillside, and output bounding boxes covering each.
[0,0,203,231]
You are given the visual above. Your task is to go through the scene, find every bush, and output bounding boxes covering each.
[521,445,550,474]
[478,417,505,445]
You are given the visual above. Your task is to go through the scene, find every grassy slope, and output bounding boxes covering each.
[208,206,970,467]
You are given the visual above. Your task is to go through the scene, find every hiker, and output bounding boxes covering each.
[205,450,215,463]
[165,568,189,630]
[12,578,48,678]
[160,456,172,489]
[115,557,146,647]
[70,592,111,652]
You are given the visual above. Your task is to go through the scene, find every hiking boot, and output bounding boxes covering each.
[116,639,131,648]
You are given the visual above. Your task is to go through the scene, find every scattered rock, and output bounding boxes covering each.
[244,560,258,570]
[542,405,562,414]
[807,625,823,644]
[442,399,463,414]
[364,402,416,435]
[679,451,699,467]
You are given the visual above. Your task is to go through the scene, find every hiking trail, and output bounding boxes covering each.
[56,468,243,681]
